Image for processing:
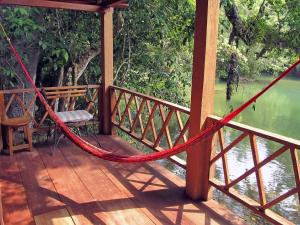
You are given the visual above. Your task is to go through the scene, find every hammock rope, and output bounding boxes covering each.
[1,21,299,163]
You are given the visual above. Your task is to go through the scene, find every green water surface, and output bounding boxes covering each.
[214,78,300,140]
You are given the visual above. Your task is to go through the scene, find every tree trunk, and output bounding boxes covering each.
[73,48,100,85]
[226,53,238,101]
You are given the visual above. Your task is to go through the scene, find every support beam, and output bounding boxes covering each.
[101,0,127,7]
[186,0,220,200]
[99,8,114,135]
[0,0,104,12]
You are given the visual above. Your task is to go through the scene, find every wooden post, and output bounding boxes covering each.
[0,93,3,152]
[0,186,3,225]
[186,0,220,200]
[99,8,114,135]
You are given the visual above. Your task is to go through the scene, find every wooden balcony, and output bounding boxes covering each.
[0,135,245,225]
[0,85,299,225]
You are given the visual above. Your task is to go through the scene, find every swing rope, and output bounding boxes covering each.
[1,21,299,163]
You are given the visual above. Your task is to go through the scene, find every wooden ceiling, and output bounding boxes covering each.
[0,0,128,12]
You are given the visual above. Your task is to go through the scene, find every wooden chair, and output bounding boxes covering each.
[0,92,32,155]
[44,86,94,126]
[43,86,95,147]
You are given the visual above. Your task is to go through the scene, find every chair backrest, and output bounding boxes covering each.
[43,86,88,112]
[44,86,87,100]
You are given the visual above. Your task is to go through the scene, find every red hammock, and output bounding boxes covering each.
[2,25,299,163]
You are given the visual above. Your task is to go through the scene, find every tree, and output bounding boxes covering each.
[219,0,300,100]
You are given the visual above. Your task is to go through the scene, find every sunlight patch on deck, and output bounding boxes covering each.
[34,208,80,225]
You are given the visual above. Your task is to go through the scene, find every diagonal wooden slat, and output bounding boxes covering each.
[210,132,248,165]
[85,88,98,112]
[226,145,289,189]
[37,99,56,128]
[14,94,39,127]
[4,94,16,116]
[26,94,38,113]
[173,118,190,147]
[145,100,157,141]
[262,187,299,210]
[111,90,124,120]
[218,129,231,187]
[111,90,124,118]
[249,134,267,206]
[118,94,134,127]
[141,102,158,141]
[153,108,174,149]
[124,93,133,128]
[175,110,187,143]
[14,94,28,113]
[290,147,300,204]
[115,91,122,122]
[156,105,173,148]
[130,97,146,135]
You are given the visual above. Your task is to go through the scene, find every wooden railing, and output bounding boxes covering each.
[208,115,300,225]
[110,86,190,168]
[1,85,298,224]
[0,85,100,132]
[110,86,299,225]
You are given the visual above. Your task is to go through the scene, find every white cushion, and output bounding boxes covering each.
[56,110,93,123]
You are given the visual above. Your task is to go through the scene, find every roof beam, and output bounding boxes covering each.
[101,0,126,7]
[0,0,105,12]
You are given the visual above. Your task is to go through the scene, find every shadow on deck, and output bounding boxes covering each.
[0,135,245,225]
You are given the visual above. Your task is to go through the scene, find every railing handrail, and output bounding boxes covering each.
[111,85,190,114]
[209,115,300,149]
[0,84,100,94]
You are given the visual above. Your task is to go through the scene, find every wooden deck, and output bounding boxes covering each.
[0,135,245,225]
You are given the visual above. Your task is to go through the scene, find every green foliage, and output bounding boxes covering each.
[217,0,299,86]
[0,0,298,101]
[114,0,195,105]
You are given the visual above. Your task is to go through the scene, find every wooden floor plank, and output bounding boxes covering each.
[60,142,155,225]
[0,135,245,225]
[15,150,64,216]
[0,155,34,225]
[88,136,202,225]
[37,146,104,225]
[34,208,76,225]
[88,135,244,225]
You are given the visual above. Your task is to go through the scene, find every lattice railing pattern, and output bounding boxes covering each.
[208,115,300,225]
[111,86,190,168]
[1,85,100,131]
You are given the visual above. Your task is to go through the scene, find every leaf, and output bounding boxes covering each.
[63,51,69,63]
